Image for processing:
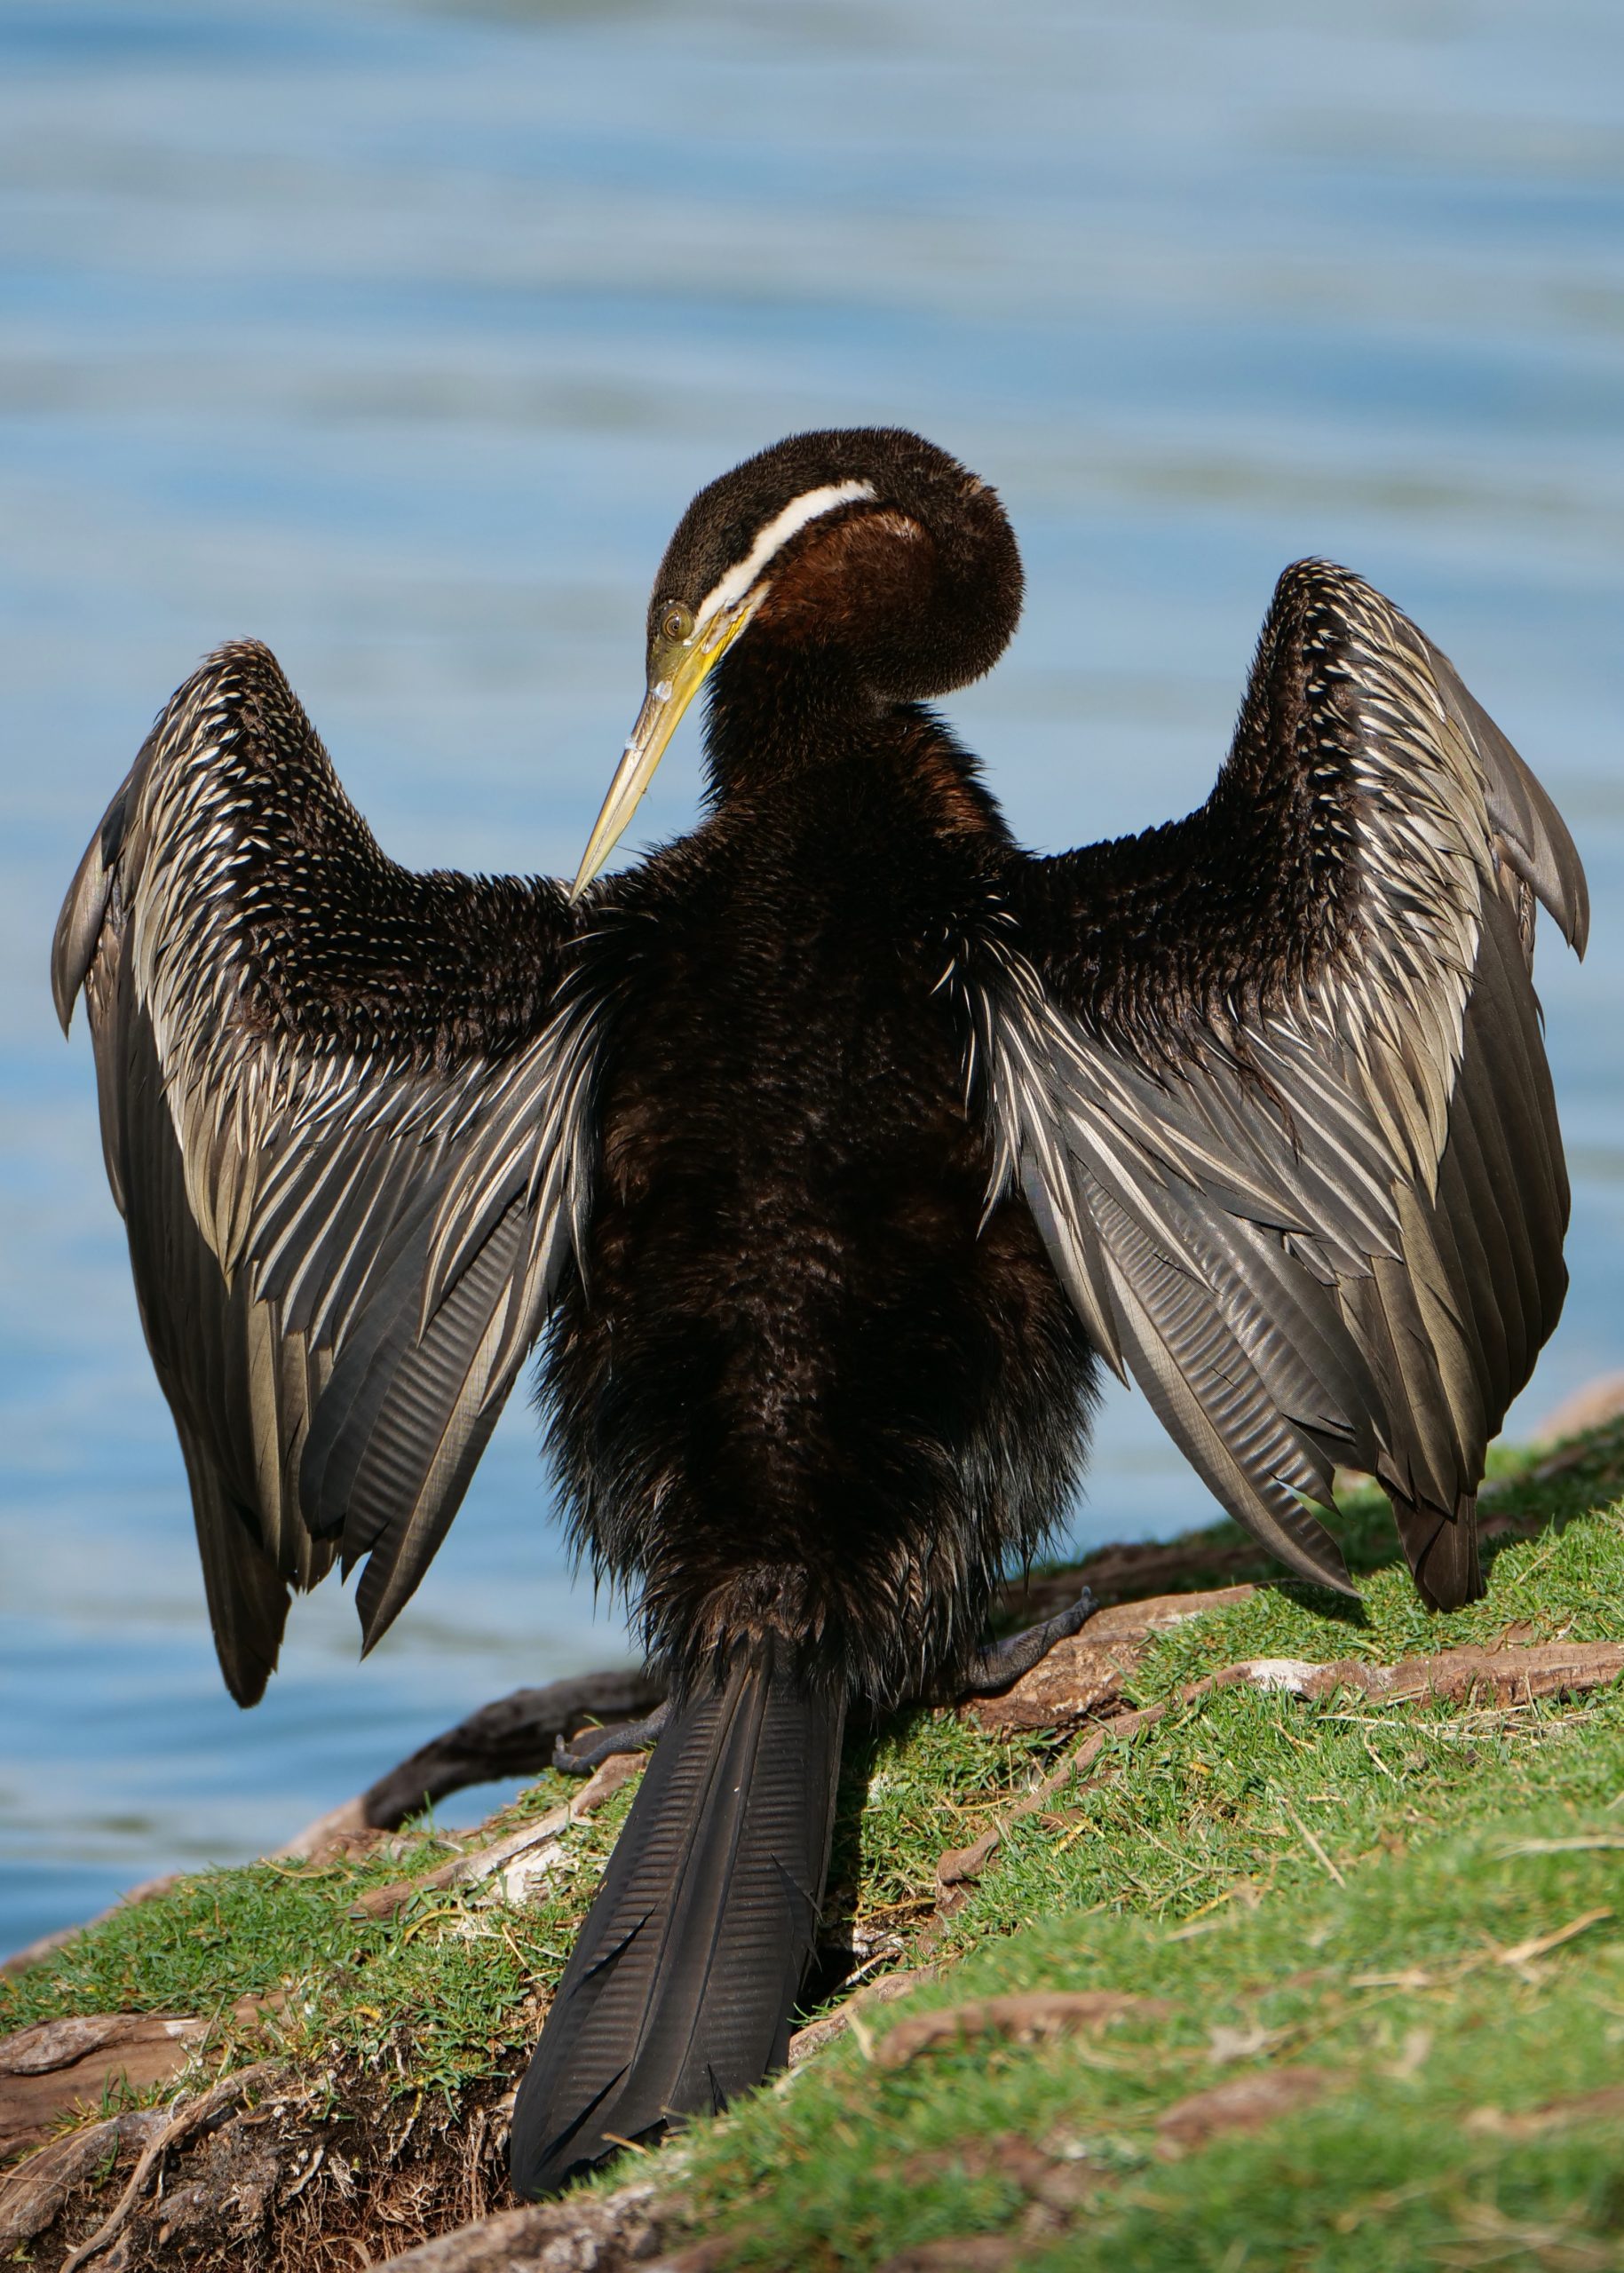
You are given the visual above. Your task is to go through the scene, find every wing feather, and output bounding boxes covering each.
[53,642,600,1699]
[991,563,1583,1607]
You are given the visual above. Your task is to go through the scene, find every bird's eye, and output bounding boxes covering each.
[661,603,695,645]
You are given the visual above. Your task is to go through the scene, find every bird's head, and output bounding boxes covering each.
[569,427,1022,896]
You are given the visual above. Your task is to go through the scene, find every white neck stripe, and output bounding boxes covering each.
[693,480,875,632]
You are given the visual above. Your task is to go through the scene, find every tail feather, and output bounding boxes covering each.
[510,1652,845,2198]
[1391,1489,1484,1611]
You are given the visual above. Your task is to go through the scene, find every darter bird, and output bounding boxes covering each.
[52,428,1587,2196]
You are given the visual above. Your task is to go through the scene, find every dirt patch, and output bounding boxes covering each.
[1156,2064,1344,2153]
[873,1991,1168,2071]
[1,2059,530,2272]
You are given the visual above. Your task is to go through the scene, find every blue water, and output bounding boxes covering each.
[4,0,1622,1958]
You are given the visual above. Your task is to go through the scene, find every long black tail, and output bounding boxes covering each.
[509,1651,846,2198]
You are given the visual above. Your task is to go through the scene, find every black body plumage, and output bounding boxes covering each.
[53,426,1587,2196]
[544,703,1096,1708]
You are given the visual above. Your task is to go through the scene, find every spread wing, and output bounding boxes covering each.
[52,643,602,1701]
[985,560,1588,1608]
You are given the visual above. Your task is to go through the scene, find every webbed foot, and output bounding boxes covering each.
[961,1588,1097,1695]
[552,1701,672,1776]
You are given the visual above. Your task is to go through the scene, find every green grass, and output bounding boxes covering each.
[5,1423,1624,2268]
[681,1808,1624,2269]
[657,1436,1624,2269]
[0,1775,647,2105]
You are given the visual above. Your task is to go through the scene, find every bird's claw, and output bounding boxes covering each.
[552,1701,672,1777]
[962,1587,1097,1696]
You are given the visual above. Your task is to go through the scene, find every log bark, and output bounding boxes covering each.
[0,2109,167,2253]
[368,2182,669,2271]
[960,1585,1256,1731]
[282,1667,663,1854]
[0,2013,209,2159]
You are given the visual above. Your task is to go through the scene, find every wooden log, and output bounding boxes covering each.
[282,1667,663,1855]
[0,2013,208,2159]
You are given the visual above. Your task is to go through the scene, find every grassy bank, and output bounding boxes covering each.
[4,1424,1624,2269]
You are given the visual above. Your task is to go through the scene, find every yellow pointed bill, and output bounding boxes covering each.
[569,591,764,900]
